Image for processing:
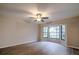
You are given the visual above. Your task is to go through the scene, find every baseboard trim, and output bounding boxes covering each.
[0,41,36,49]
[68,45,79,49]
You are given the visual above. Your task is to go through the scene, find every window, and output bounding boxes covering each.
[49,26,59,39]
[42,25,66,40]
[61,25,65,40]
[42,27,48,38]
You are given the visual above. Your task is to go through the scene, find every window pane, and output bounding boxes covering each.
[43,27,48,32]
[62,25,65,32]
[56,32,59,35]
[50,32,56,35]
[49,27,56,32]
[43,32,48,37]
[49,26,60,39]
[61,25,65,39]
[43,35,47,37]
[42,27,48,38]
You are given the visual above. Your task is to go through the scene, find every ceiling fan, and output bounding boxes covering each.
[29,13,48,23]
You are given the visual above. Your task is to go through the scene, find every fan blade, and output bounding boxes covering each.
[34,20,37,22]
[28,17,35,19]
[41,20,44,22]
[42,17,48,19]
[23,17,35,23]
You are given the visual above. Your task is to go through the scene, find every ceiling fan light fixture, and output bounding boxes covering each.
[31,13,47,23]
[36,13,42,22]
[36,18,41,21]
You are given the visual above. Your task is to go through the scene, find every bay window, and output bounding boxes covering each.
[42,25,66,40]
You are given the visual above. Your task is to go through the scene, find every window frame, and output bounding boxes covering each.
[49,25,60,39]
[42,26,49,38]
[42,25,66,40]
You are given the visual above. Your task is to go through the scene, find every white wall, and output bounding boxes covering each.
[0,17,38,48]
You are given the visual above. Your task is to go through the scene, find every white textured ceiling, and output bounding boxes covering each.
[0,3,79,23]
